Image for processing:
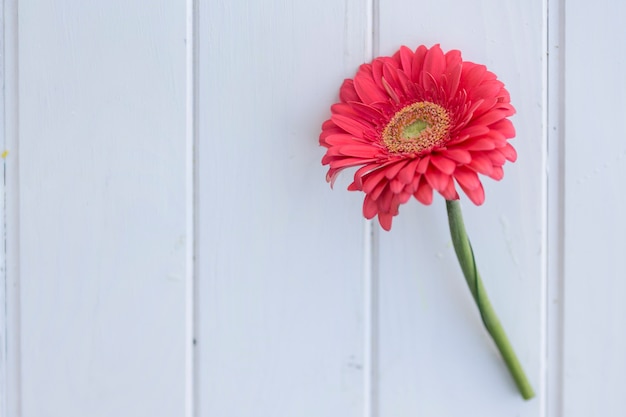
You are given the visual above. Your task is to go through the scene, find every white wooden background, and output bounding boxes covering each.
[1,0,625,416]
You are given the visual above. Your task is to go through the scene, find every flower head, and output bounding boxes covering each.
[320,44,517,230]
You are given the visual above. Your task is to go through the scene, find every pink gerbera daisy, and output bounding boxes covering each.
[320,44,517,230]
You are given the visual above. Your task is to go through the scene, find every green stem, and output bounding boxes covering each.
[445,199,535,400]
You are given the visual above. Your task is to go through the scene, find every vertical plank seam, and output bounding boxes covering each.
[363,0,379,416]
[545,0,565,414]
[539,0,549,412]
[0,0,6,413]
[2,0,20,415]
[370,0,379,59]
[185,0,199,415]
[363,220,378,417]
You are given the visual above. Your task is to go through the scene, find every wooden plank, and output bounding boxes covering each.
[562,1,626,415]
[0,2,8,415]
[545,0,565,413]
[376,1,546,415]
[17,2,189,416]
[3,1,20,416]
[196,1,370,415]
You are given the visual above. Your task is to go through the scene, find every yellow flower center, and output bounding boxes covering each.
[382,101,450,154]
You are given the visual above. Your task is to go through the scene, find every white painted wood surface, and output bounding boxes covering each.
[196,1,369,415]
[562,1,626,416]
[6,1,191,416]
[2,0,626,416]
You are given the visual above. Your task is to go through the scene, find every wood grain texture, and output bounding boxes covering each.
[562,1,626,415]
[196,1,370,416]
[376,1,545,416]
[17,2,189,416]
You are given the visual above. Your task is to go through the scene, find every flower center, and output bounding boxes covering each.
[382,101,450,154]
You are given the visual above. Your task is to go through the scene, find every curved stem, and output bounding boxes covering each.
[446,199,535,400]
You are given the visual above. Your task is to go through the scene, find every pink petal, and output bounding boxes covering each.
[468,153,494,176]
[459,181,485,205]
[339,145,380,158]
[371,59,385,91]
[416,156,430,174]
[347,181,359,191]
[444,50,462,97]
[484,130,508,147]
[398,45,414,77]
[500,143,518,161]
[399,191,412,204]
[472,110,507,127]
[339,79,360,102]
[323,133,366,146]
[363,194,378,219]
[469,81,504,102]
[350,102,384,122]
[489,166,504,180]
[381,77,400,104]
[444,148,472,164]
[326,167,350,188]
[424,165,449,192]
[462,63,487,89]
[323,147,345,158]
[439,176,460,200]
[490,119,516,138]
[370,179,388,200]
[353,163,379,188]
[362,169,389,193]
[472,97,499,119]
[320,130,342,145]
[454,166,481,190]
[395,70,415,98]
[331,103,356,117]
[414,176,433,205]
[389,194,401,215]
[421,72,439,94]
[422,44,445,87]
[494,101,515,116]
[397,158,421,184]
[377,187,394,213]
[430,154,457,175]
[354,74,388,103]
[329,157,377,170]
[487,149,507,165]
[462,138,497,151]
[331,114,372,137]
[382,60,401,86]
[445,49,462,68]
[457,125,490,140]
[390,179,404,193]
[378,212,393,231]
[320,125,345,143]
[411,45,428,82]
[384,160,410,179]
[322,119,337,130]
